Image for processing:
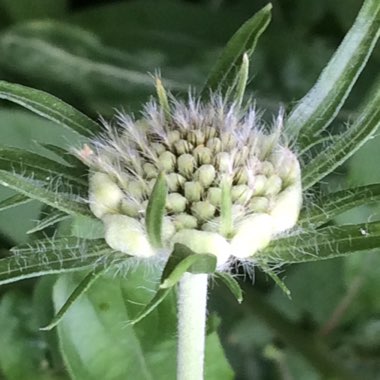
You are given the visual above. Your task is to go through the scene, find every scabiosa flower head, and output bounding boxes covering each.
[78,86,302,268]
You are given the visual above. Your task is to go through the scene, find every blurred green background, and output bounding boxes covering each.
[0,0,379,379]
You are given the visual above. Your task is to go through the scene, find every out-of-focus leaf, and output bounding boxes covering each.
[54,266,233,380]
[302,79,380,189]
[0,170,90,216]
[299,184,380,228]
[0,193,31,211]
[27,210,70,234]
[202,3,272,96]
[285,0,380,146]
[0,80,100,138]
[0,237,111,286]
[0,22,186,113]
[41,267,105,331]
[264,221,380,263]
[0,0,67,21]
[0,290,62,380]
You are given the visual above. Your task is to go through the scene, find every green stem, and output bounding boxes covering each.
[177,273,208,380]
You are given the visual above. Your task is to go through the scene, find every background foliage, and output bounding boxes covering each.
[0,0,379,379]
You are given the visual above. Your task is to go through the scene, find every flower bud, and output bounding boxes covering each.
[89,172,124,218]
[184,181,202,202]
[103,214,155,257]
[231,214,273,258]
[195,165,216,188]
[166,193,187,213]
[270,184,302,234]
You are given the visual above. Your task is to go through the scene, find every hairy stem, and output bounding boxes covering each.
[177,272,208,380]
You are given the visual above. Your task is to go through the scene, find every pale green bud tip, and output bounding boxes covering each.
[231,214,272,258]
[89,172,124,218]
[103,215,155,258]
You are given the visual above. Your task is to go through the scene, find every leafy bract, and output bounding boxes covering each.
[202,3,272,96]
[285,0,380,147]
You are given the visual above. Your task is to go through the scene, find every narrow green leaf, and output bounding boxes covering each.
[285,0,380,145]
[0,193,32,211]
[0,80,101,138]
[302,80,380,189]
[145,173,167,248]
[220,180,233,238]
[40,267,105,331]
[0,148,87,189]
[27,210,70,234]
[234,52,249,108]
[264,221,380,264]
[299,184,380,228]
[202,3,272,96]
[0,291,56,380]
[0,170,90,216]
[261,264,291,298]
[129,287,172,326]
[214,272,243,303]
[40,143,87,169]
[0,238,112,286]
